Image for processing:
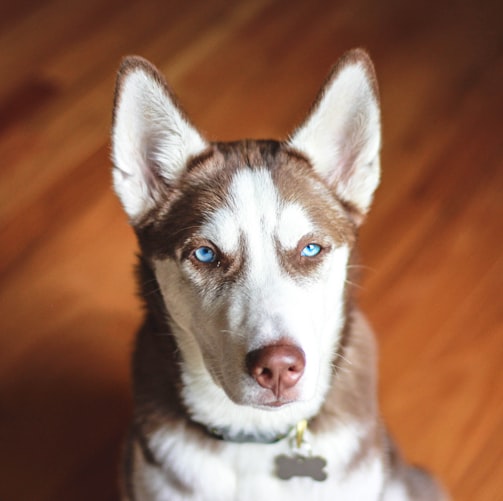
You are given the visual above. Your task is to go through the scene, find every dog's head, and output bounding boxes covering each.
[111,50,380,430]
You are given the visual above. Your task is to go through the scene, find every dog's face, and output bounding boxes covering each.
[148,144,356,409]
[112,51,380,419]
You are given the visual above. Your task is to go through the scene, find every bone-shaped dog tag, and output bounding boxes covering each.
[275,454,327,481]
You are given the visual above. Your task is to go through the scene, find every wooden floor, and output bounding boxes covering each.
[1,0,502,499]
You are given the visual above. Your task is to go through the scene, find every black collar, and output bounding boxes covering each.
[207,426,291,444]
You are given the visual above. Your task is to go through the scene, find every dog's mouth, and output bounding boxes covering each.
[252,393,300,409]
[267,400,287,408]
[207,341,310,409]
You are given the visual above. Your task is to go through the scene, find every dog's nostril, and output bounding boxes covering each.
[246,343,305,397]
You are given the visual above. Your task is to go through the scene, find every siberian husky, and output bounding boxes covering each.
[111,49,447,501]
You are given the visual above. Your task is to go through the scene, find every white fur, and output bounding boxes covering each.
[277,202,314,250]
[289,61,381,215]
[112,66,207,220]
[132,421,384,501]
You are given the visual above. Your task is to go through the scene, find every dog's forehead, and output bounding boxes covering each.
[200,167,314,253]
[137,140,353,258]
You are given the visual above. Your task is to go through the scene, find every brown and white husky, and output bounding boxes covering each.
[111,49,447,501]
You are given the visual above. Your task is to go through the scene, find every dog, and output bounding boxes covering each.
[111,49,447,501]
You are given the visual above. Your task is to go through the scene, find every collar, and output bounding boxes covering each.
[207,419,309,445]
[208,426,290,444]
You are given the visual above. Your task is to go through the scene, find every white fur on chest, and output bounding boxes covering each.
[132,424,385,501]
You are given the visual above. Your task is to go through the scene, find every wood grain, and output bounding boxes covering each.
[1,1,501,500]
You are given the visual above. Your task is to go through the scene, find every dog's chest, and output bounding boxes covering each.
[134,426,385,501]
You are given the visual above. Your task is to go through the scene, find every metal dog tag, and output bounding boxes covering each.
[275,454,327,481]
[275,419,327,481]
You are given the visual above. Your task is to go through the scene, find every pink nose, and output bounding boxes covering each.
[246,344,305,398]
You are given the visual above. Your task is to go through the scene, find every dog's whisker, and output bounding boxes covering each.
[219,329,236,335]
[337,352,352,364]
[169,225,205,237]
[345,279,364,290]
[347,264,375,272]
[140,276,159,284]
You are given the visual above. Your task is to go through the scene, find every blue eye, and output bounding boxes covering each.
[301,243,322,258]
[194,246,216,263]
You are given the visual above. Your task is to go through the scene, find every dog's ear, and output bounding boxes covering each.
[111,56,207,221]
[289,49,381,223]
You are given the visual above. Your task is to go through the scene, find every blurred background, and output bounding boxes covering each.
[0,0,502,500]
